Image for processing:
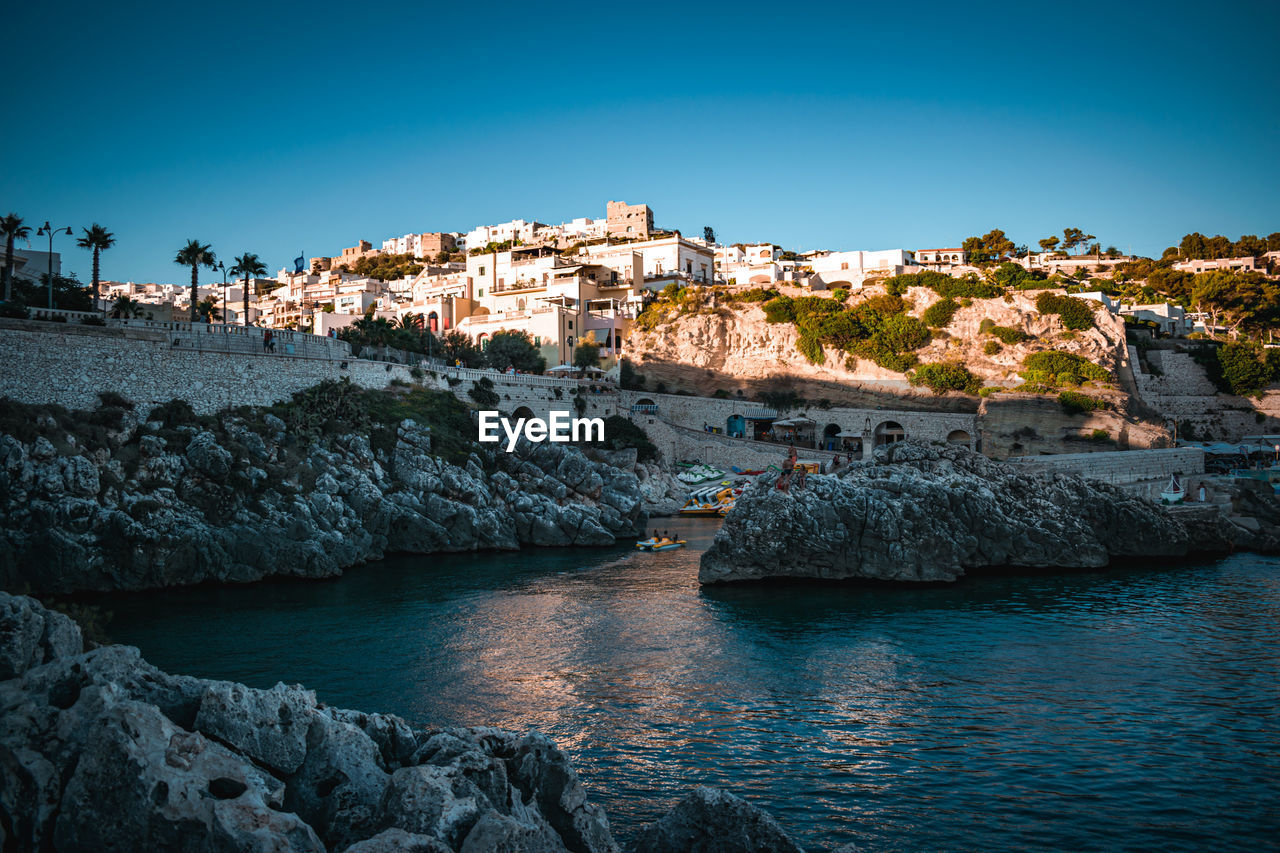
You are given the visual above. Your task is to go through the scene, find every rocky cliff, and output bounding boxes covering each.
[626,288,1126,405]
[700,442,1280,584]
[0,593,810,852]
[0,393,647,594]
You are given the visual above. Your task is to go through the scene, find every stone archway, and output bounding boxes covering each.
[947,429,971,448]
[823,423,841,451]
[512,406,535,421]
[874,420,906,447]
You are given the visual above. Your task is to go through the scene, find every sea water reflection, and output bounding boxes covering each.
[101,518,1280,850]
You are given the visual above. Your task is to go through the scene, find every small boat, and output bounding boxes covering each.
[636,538,687,551]
[679,485,740,516]
[677,464,726,485]
[1160,475,1185,504]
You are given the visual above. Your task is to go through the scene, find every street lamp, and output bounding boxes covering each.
[214,261,228,324]
[35,222,73,309]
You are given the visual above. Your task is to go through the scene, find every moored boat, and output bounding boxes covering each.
[636,537,687,551]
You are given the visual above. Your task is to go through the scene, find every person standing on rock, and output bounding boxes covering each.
[777,446,797,493]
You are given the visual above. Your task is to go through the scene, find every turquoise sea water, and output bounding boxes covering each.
[100,518,1280,850]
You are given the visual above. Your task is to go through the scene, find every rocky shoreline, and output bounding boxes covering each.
[0,391,660,594]
[0,592,812,852]
[700,442,1280,584]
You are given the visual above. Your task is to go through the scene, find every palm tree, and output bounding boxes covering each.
[110,295,146,319]
[2,214,31,302]
[76,224,116,316]
[194,296,221,323]
[174,240,216,322]
[230,252,267,326]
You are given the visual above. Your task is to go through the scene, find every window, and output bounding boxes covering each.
[627,226,633,233]
[568,320,573,329]
[841,262,849,270]
[479,288,485,297]
[479,265,486,275]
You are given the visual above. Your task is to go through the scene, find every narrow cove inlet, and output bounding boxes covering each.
[98,517,1280,851]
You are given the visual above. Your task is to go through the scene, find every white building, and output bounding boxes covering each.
[916,248,968,267]
[582,235,715,286]
[464,219,545,250]
[716,243,792,285]
[804,249,916,289]
[1171,256,1260,275]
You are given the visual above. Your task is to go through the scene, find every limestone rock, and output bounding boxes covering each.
[193,681,317,775]
[0,594,82,679]
[1,410,645,594]
[701,441,1204,584]
[0,592,634,852]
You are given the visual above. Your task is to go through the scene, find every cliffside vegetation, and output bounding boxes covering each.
[762,293,932,372]
[908,362,981,395]
[1208,341,1280,397]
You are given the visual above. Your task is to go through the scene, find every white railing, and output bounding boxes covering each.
[26,306,99,323]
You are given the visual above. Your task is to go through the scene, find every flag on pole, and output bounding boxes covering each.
[293,253,305,273]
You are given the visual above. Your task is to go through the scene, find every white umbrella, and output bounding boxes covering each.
[547,364,576,372]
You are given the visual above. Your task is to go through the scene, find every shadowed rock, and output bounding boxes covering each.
[631,786,805,853]
[701,441,1278,585]
[0,592,623,852]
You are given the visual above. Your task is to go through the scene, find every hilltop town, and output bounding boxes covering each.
[3,201,1280,480]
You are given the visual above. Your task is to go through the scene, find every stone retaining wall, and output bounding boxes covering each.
[616,390,977,446]
[1008,447,1205,484]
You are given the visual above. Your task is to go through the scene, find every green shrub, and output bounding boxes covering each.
[797,333,825,365]
[1059,390,1109,415]
[922,297,960,328]
[978,386,1001,397]
[1035,292,1095,330]
[97,391,134,409]
[148,399,197,428]
[1088,428,1112,443]
[988,325,1030,344]
[579,415,657,461]
[1020,351,1111,387]
[979,318,995,334]
[873,314,931,353]
[831,288,849,302]
[726,287,779,303]
[909,362,981,395]
[762,296,795,323]
[467,378,500,408]
[983,340,1002,355]
[0,301,30,319]
[1216,342,1276,397]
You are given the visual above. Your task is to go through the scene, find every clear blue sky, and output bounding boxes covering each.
[3,0,1277,285]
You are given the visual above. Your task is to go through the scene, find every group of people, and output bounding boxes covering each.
[261,329,276,353]
[775,447,808,493]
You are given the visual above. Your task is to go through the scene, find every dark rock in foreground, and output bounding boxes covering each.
[0,593,810,852]
[701,442,1280,585]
